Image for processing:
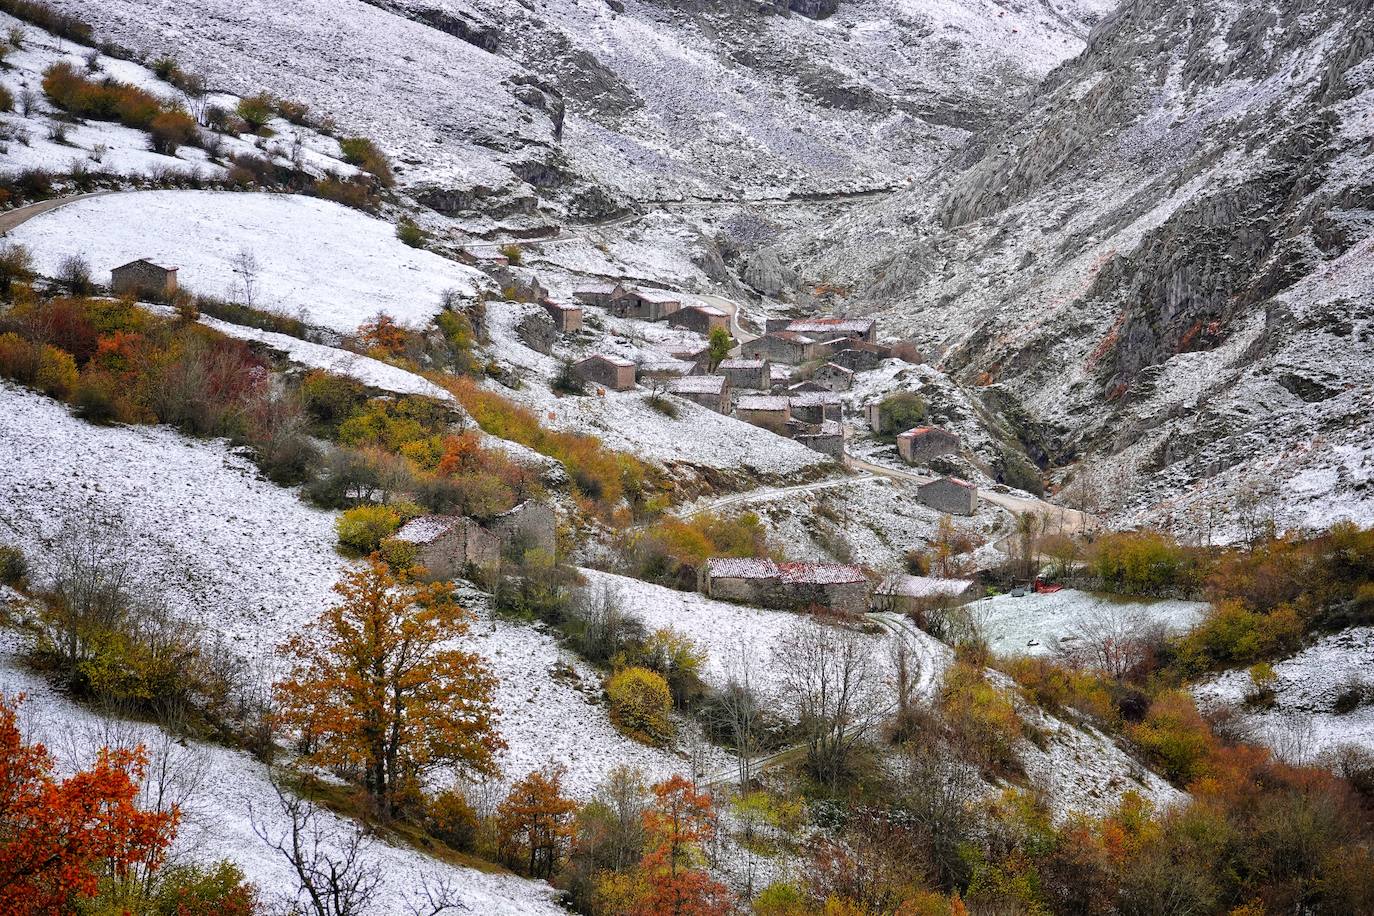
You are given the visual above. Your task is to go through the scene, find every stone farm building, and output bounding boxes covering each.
[611,288,682,321]
[872,575,974,616]
[742,331,819,365]
[111,259,178,300]
[574,354,636,391]
[788,391,842,424]
[639,357,697,381]
[668,304,730,335]
[719,358,771,390]
[389,515,499,579]
[918,476,979,516]
[572,282,625,308]
[668,374,730,413]
[793,419,845,458]
[388,500,557,579]
[772,317,877,344]
[811,362,855,392]
[701,558,869,615]
[897,426,960,464]
[829,340,892,372]
[541,300,583,332]
[735,394,791,434]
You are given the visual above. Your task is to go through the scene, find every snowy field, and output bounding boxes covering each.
[1194,626,1374,761]
[0,631,563,915]
[0,382,690,797]
[971,589,1209,658]
[8,191,486,334]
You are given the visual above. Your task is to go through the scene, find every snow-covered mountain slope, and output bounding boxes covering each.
[44,0,1111,219]
[791,0,1374,538]
[0,382,694,796]
[8,191,486,335]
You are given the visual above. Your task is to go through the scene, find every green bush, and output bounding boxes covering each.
[0,545,27,587]
[396,216,426,249]
[338,136,394,186]
[34,344,78,398]
[606,666,674,745]
[335,503,410,555]
[300,370,367,431]
[876,391,925,436]
[235,92,275,132]
[1126,691,1215,786]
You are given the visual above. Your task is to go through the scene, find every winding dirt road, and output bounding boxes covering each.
[0,192,113,236]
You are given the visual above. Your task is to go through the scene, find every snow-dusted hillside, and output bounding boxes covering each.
[787,0,1374,539]
[0,382,693,797]
[8,191,487,334]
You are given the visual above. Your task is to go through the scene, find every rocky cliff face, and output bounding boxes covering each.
[796,0,1374,537]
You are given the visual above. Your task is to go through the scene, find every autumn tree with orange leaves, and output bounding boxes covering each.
[275,557,504,816]
[603,775,731,916]
[496,765,579,879]
[0,694,179,915]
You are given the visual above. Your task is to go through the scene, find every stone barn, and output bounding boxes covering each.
[779,563,869,615]
[541,300,583,332]
[574,354,636,391]
[572,282,625,308]
[741,331,819,365]
[388,515,500,579]
[872,575,974,616]
[110,259,178,300]
[897,426,961,464]
[668,304,730,335]
[735,395,791,434]
[788,392,842,424]
[611,288,682,321]
[718,358,770,390]
[668,375,730,413]
[918,476,979,516]
[701,558,784,606]
[782,317,877,344]
[490,500,558,556]
[811,362,855,392]
[793,420,845,458]
[639,358,696,381]
[830,341,891,371]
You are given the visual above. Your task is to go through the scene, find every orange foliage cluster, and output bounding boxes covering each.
[496,766,579,879]
[442,376,663,519]
[0,696,178,914]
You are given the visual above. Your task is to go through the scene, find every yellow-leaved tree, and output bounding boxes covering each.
[275,557,504,815]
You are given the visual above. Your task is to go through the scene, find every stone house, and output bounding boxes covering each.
[788,391,842,424]
[872,575,974,616]
[110,259,178,300]
[741,331,818,365]
[668,304,730,335]
[541,300,583,333]
[781,317,877,344]
[811,362,855,392]
[611,287,682,321]
[792,419,845,459]
[718,358,771,390]
[489,500,558,556]
[897,426,960,464]
[574,354,636,391]
[639,357,697,381]
[735,395,791,434]
[768,364,792,389]
[572,282,625,308]
[389,515,501,580]
[700,558,869,614]
[918,476,979,516]
[668,375,730,413]
[665,341,711,374]
[829,347,884,373]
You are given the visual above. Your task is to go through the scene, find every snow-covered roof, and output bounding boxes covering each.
[789,392,841,407]
[769,365,791,382]
[681,304,727,317]
[578,354,635,368]
[779,562,867,585]
[640,358,696,375]
[543,301,581,312]
[393,515,463,544]
[769,331,817,344]
[876,575,973,598]
[115,258,177,272]
[818,362,854,375]
[720,358,765,370]
[706,557,779,579]
[737,395,790,412]
[919,476,976,491]
[899,425,956,440]
[785,317,875,335]
[669,376,726,393]
[628,288,682,303]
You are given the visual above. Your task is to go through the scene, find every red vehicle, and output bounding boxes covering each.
[1033,577,1064,594]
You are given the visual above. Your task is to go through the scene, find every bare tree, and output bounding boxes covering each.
[252,777,384,916]
[37,506,141,670]
[773,619,890,788]
[888,636,922,735]
[712,642,768,790]
[231,248,262,310]
[1059,606,1152,681]
[894,739,982,889]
